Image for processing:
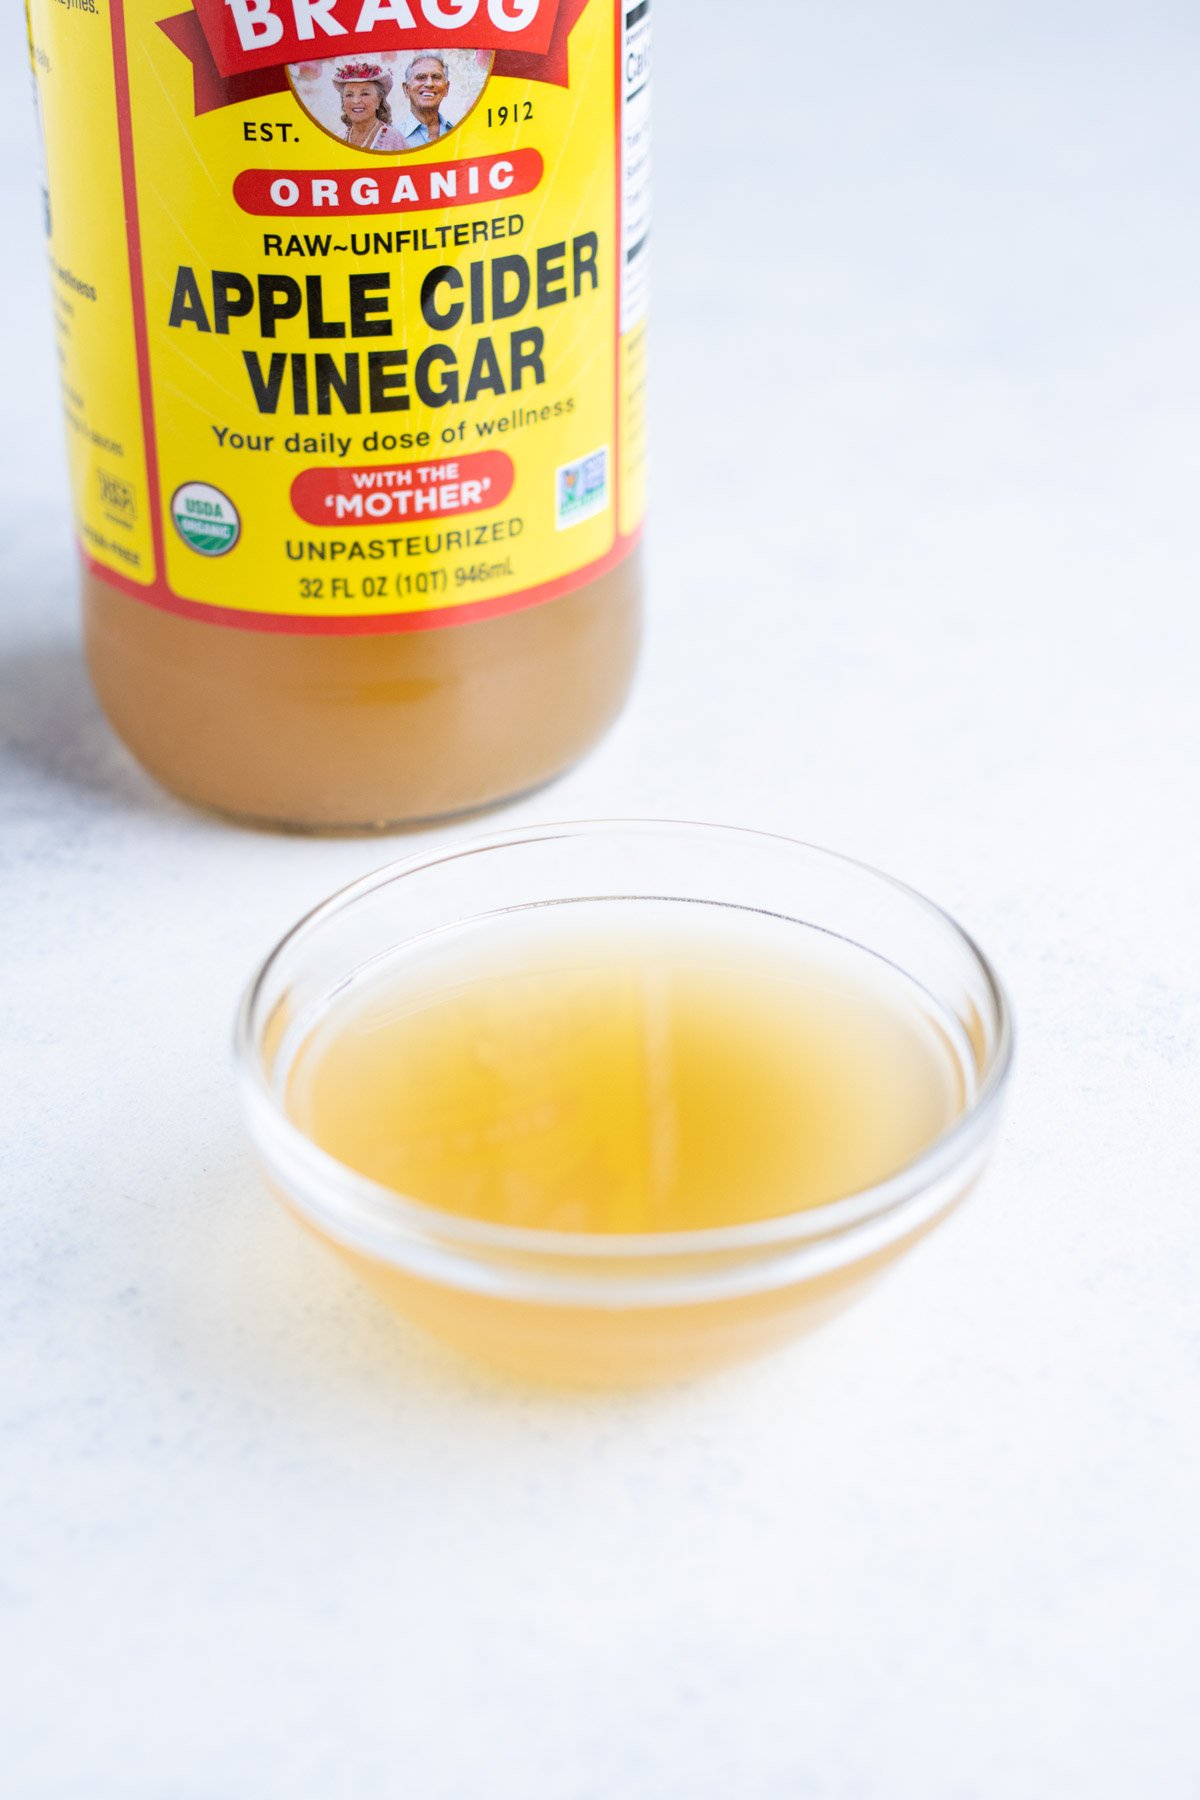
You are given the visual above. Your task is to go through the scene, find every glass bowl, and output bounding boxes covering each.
[236,822,1013,1384]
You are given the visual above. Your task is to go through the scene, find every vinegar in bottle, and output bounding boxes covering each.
[31,0,649,826]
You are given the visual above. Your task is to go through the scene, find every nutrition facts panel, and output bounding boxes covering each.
[621,0,651,333]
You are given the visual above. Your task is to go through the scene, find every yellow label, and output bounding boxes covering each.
[29,0,648,632]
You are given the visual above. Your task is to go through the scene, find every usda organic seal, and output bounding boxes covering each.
[171,481,240,556]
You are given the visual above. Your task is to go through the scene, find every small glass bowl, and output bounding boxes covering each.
[236,822,1013,1384]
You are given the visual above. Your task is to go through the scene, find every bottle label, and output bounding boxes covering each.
[29,0,647,632]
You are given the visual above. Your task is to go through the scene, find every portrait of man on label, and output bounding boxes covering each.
[393,52,456,147]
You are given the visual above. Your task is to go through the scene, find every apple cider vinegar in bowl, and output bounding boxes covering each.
[238,825,1012,1384]
[286,908,966,1237]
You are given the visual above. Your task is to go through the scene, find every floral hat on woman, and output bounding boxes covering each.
[332,61,394,94]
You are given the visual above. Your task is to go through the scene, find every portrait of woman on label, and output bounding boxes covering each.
[287,50,493,155]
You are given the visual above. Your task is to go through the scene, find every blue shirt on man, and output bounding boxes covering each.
[398,111,454,147]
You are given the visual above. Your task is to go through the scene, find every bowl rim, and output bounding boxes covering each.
[235,819,1014,1274]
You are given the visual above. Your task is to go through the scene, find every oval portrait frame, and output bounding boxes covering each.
[285,49,497,157]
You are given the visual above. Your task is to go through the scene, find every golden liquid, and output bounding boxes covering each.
[83,554,640,828]
[284,905,969,1233]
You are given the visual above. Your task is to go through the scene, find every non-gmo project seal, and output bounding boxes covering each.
[171,481,240,555]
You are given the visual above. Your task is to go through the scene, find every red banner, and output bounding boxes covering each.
[291,451,514,525]
[233,148,541,214]
[161,0,588,114]
[193,0,561,79]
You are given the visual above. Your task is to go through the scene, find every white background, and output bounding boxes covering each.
[3,3,1198,1795]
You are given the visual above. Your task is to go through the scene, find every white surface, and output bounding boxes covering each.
[3,4,1198,1795]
